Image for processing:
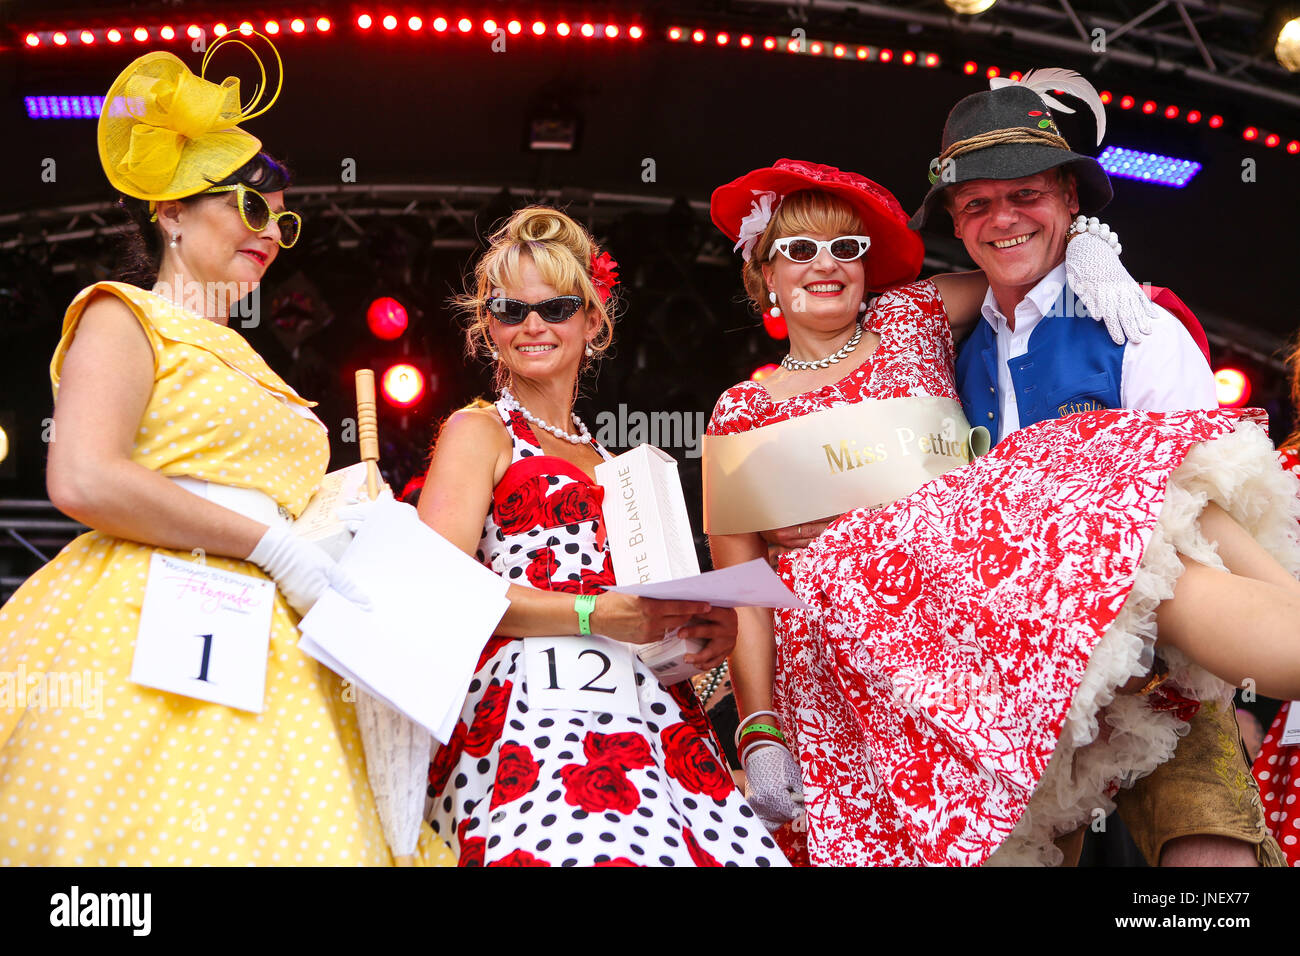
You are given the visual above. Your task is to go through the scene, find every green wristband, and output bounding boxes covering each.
[739,722,785,742]
[574,594,597,636]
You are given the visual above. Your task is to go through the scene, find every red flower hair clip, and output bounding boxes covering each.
[590,250,619,304]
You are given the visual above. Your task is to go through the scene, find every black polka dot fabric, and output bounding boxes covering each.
[424,400,785,868]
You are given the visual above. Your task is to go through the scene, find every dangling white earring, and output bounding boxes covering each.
[585,343,594,357]
[490,348,499,360]
[859,301,867,314]
[768,290,782,319]
[169,232,180,248]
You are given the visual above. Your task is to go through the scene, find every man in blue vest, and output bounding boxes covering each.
[909,72,1279,866]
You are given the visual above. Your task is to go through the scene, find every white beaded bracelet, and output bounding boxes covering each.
[1069,215,1122,256]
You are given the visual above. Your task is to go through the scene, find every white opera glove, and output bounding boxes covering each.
[742,742,805,831]
[337,487,394,533]
[246,524,371,617]
[1064,220,1162,346]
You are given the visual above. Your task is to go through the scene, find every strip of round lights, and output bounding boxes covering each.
[668,24,940,69]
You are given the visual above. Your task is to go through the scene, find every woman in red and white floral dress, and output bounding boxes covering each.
[705,160,1300,867]
[418,206,786,867]
[1253,348,1300,865]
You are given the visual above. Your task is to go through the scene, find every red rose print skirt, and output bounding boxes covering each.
[775,409,1300,866]
[426,636,787,867]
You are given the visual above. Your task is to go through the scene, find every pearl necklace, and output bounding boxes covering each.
[781,322,864,371]
[500,388,592,445]
[150,285,212,324]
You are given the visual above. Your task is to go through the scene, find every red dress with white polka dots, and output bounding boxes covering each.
[1252,445,1300,865]
[708,280,1299,866]
[425,399,786,867]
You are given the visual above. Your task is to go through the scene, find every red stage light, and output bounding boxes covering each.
[357,13,372,29]
[605,24,618,38]
[316,17,331,32]
[107,28,122,43]
[740,34,753,48]
[856,46,869,59]
[214,23,228,37]
[717,32,729,45]
[1119,95,1134,110]
[762,311,788,340]
[925,53,939,67]
[367,297,409,341]
[1099,90,1112,104]
[582,23,596,38]
[810,41,824,54]
[1164,105,1179,118]
[751,363,780,383]
[902,50,916,64]
[408,16,422,31]
[1266,133,1281,147]
[1289,141,1300,154]
[1141,100,1156,114]
[556,22,571,36]
[382,364,426,407]
[1009,71,1022,81]
[629,26,643,39]
[53,31,67,45]
[763,36,776,50]
[833,44,845,57]
[880,48,893,62]
[24,33,39,47]
[1208,114,1223,128]
[669,27,682,41]
[1214,368,1251,408]
[963,60,977,74]
[187,24,202,38]
[983,64,996,76]
[692,29,705,43]
[239,22,254,36]
[509,20,523,35]
[483,19,497,34]
[433,17,448,32]
[381,14,397,30]
[458,18,472,33]
[1243,126,1258,140]
[80,30,95,44]
[160,25,175,39]
[787,39,798,52]
[265,20,280,34]
[1186,110,1201,123]
[290,19,305,33]
[532,21,546,36]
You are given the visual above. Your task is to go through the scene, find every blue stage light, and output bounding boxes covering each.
[1098,145,1202,187]
[24,95,103,118]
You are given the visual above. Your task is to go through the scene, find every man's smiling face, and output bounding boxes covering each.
[948,169,1080,308]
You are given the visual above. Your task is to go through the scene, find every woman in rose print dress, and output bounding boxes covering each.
[705,160,1300,867]
[416,206,786,867]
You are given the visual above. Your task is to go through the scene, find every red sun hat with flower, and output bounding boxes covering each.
[710,158,925,292]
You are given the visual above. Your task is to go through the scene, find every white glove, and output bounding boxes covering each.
[337,488,393,533]
[742,742,805,831]
[1064,224,1163,346]
[246,523,370,617]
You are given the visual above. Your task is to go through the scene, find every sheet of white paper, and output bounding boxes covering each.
[297,497,509,742]
[606,557,808,609]
[1281,701,1300,747]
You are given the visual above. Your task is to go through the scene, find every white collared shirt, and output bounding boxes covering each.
[979,263,1218,442]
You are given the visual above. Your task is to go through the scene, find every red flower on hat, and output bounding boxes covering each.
[590,250,619,304]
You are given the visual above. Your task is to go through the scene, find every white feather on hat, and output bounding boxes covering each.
[989,68,1107,145]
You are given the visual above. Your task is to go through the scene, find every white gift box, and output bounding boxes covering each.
[595,444,705,684]
[292,462,370,560]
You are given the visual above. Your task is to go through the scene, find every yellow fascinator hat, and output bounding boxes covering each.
[97,32,282,202]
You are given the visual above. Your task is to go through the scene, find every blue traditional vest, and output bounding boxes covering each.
[956,283,1124,446]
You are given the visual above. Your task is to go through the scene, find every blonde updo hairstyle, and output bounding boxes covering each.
[459,205,616,389]
[741,189,867,315]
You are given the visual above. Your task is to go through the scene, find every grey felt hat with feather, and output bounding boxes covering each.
[910,69,1114,230]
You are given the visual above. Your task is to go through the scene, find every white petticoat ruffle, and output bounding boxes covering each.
[986,422,1300,865]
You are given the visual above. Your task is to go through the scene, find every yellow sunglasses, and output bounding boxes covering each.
[201,183,302,248]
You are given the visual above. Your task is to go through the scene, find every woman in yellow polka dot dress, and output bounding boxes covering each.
[0,36,454,866]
